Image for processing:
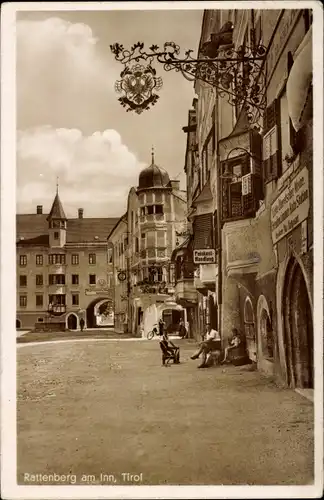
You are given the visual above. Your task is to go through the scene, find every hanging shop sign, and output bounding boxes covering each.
[270,167,309,244]
[193,249,216,264]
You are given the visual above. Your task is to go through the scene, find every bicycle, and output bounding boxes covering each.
[147,325,160,340]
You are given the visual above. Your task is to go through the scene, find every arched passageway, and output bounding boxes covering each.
[283,258,313,388]
[86,298,114,328]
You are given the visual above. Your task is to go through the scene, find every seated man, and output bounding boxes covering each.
[191,326,221,368]
[220,328,242,364]
[160,331,180,363]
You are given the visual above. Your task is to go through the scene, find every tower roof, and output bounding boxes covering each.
[138,148,170,190]
[46,192,67,221]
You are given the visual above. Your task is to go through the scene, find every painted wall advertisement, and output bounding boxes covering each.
[270,167,309,244]
[193,249,216,264]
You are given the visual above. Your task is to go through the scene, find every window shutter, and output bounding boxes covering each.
[193,214,213,249]
[221,178,230,220]
[262,99,282,183]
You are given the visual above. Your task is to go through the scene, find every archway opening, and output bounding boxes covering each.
[16,319,21,329]
[260,309,274,360]
[86,298,114,329]
[162,308,184,333]
[244,297,257,362]
[283,258,313,388]
[67,314,78,330]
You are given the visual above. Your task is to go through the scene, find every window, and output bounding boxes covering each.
[135,237,139,253]
[36,255,43,266]
[71,254,79,265]
[202,125,215,185]
[72,294,79,306]
[221,155,260,220]
[107,248,113,264]
[146,231,155,248]
[263,99,281,183]
[146,192,153,204]
[54,231,59,240]
[149,266,163,282]
[19,275,27,287]
[89,274,96,285]
[36,274,43,286]
[72,274,79,285]
[147,205,154,215]
[155,192,162,203]
[19,255,27,267]
[49,294,66,306]
[89,253,96,265]
[36,295,43,307]
[37,317,44,323]
[19,295,27,307]
[157,231,165,247]
[49,254,66,265]
[155,204,164,215]
[49,274,65,285]
[140,207,145,216]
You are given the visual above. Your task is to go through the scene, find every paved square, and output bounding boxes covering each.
[17,339,314,485]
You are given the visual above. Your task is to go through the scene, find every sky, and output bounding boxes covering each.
[16,8,203,218]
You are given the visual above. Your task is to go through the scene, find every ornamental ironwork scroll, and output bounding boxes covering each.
[110,37,267,124]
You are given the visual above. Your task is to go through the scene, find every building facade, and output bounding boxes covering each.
[108,153,188,337]
[16,193,119,330]
[182,8,313,388]
[107,214,128,333]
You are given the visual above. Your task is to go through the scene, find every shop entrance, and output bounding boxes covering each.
[283,258,313,388]
[244,297,257,362]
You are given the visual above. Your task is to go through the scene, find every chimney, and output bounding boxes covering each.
[78,208,84,219]
[170,180,180,191]
[36,205,43,214]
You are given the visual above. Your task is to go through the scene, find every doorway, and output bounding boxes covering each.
[244,297,257,362]
[283,258,313,388]
[67,313,78,330]
[16,319,21,329]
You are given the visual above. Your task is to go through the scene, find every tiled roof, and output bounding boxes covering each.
[47,193,67,220]
[16,214,120,245]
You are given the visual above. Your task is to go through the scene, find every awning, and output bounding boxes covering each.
[287,26,312,132]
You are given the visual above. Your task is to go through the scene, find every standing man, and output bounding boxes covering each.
[158,317,165,337]
[80,317,85,332]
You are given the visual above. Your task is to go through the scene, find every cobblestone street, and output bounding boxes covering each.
[17,338,314,486]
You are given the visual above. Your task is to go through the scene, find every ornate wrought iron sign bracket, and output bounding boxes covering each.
[110,33,267,124]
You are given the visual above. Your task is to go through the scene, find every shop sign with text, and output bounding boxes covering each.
[271,167,309,244]
[193,249,216,264]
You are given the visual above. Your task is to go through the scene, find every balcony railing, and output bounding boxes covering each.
[48,304,66,316]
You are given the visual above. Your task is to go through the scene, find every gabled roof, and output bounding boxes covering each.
[47,193,67,221]
[16,214,120,245]
[107,213,128,240]
[192,180,212,206]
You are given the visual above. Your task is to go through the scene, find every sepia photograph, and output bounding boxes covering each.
[1,1,323,498]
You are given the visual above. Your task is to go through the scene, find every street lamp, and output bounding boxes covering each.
[110,21,267,124]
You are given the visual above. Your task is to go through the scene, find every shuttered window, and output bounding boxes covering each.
[193,214,213,249]
[263,99,282,182]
